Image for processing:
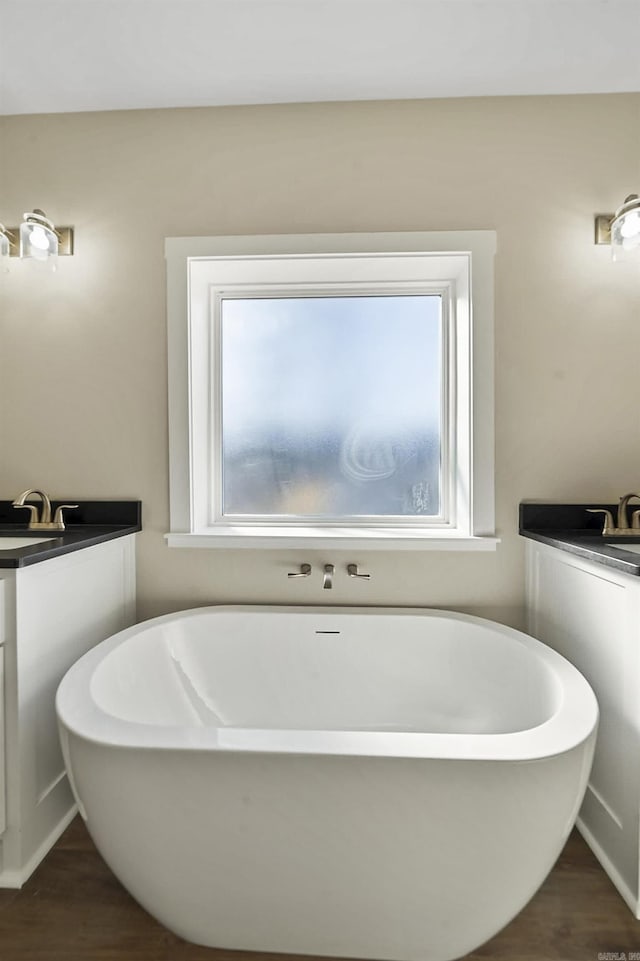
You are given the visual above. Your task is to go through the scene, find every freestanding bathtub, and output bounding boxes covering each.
[56,606,597,961]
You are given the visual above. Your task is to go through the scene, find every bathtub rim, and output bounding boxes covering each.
[56,605,598,762]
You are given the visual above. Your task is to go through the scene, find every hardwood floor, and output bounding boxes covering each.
[0,818,638,960]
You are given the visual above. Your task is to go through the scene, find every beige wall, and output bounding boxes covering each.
[1,94,639,626]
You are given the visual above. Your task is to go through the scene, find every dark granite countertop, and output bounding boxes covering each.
[520,503,640,576]
[0,500,141,569]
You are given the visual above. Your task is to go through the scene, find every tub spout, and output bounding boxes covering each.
[323,564,334,589]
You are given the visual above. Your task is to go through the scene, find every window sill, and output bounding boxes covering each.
[165,529,500,551]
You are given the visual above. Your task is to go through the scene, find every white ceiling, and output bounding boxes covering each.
[0,0,639,116]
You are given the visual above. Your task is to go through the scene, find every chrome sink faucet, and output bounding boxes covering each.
[12,489,78,531]
[588,492,640,536]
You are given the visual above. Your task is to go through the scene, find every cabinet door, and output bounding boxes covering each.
[0,645,5,836]
[0,575,6,836]
[527,540,640,906]
[15,537,135,815]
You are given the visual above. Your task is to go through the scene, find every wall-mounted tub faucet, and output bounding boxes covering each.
[323,564,334,590]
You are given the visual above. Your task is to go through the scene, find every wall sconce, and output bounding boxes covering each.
[21,210,60,262]
[0,209,74,271]
[595,194,640,261]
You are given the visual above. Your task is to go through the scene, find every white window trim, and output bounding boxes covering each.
[165,231,497,551]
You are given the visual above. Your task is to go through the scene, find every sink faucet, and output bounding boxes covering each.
[323,564,334,589]
[588,492,640,536]
[12,489,78,531]
[617,492,640,530]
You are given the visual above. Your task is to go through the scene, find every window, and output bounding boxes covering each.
[166,231,496,550]
[221,292,443,519]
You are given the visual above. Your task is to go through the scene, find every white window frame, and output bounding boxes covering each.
[165,231,497,551]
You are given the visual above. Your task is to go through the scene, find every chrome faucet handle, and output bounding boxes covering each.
[632,510,640,530]
[347,563,370,580]
[587,508,616,535]
[52,504,79,530]
[287,563,312,578]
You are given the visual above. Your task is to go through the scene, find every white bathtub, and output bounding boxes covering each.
[56,606,597,961]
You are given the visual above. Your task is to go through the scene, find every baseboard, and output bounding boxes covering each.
[0,804,78,889]
[577,817,640,919]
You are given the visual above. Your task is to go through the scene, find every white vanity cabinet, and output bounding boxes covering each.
[0,535,136,887]
[0,581,6,839]
[526,538,640,916]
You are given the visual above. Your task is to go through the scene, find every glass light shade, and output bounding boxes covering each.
[610,194,640,262]
[19,211,58,268]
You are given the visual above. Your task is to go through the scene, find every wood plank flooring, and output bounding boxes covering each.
[0,817,638,960]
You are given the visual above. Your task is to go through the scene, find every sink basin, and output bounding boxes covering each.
[0,536,57,550]
[605,543,640,555]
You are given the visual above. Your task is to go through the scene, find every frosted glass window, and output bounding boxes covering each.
[220,295,443,519]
